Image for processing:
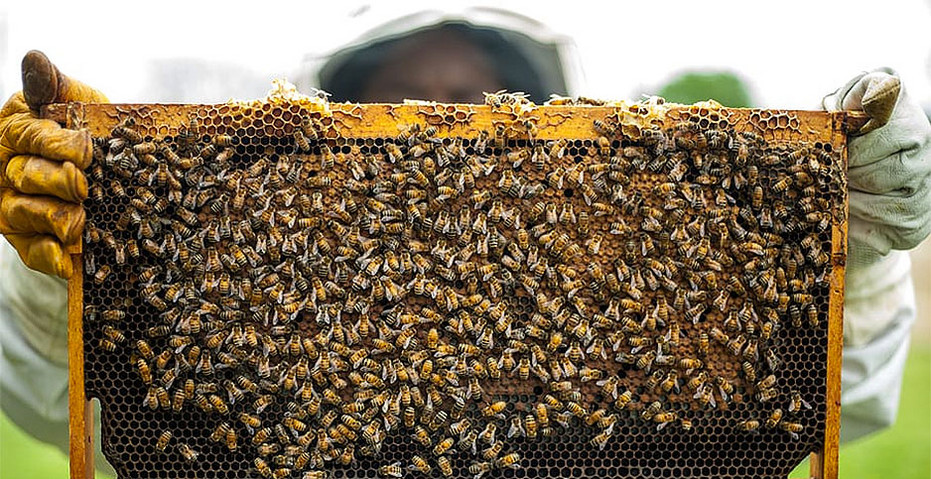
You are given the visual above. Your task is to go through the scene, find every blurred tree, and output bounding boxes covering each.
[657,70,755,108]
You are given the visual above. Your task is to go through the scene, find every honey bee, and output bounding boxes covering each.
[409,424,431,446]
[653,412,678,431]
[253,457,276,478]
[726,334,748,356]
[209,421,232,443]
[433,437,455,456]
[156,430,172,452]
[737,420,761,433]
[177,443,199,462]
[378,462,404,478]
[644,370,664,392]
[468,461,493,479]
[93,265,112,284]
[788,390,812,413]
[478,422,497,446]
[580,367,604,382]
[639,401,662,422]
[495,452,521,469]
[661,371,680,394]
[253,394,274,414]
[113,119,143,143]
[408,455,432,474]
[780,421,804,440]
[225,397,256,420]
[133,339,154,359]
[636,350,657,372]
[766,408,784,429]
[685,303,706,325]
[686,371,708,398]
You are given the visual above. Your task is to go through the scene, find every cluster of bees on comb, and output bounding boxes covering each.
[82,94,843,479]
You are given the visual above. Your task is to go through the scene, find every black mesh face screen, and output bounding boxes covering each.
[81,100,843,479]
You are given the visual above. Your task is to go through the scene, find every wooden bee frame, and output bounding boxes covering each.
[45,101,862,479]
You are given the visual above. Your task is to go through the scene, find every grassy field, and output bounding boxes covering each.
[2,346,928,478]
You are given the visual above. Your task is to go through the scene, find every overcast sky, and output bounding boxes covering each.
[2,0,929,108]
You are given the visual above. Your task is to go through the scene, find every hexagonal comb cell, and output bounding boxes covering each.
[71,97,845,479]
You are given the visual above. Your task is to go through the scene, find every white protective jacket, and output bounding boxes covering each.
[1,7,928,472]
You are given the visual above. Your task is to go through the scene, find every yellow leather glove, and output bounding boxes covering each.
[0,50,108,278]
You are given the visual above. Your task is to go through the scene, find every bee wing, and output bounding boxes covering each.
[507,422,523,439]
[717,386,731,403]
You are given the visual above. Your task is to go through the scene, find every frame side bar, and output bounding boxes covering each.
[65,101,92,479]
[814,112,849,479]
[68,255,93,478]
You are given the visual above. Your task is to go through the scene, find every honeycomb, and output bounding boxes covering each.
[66,92,847,479]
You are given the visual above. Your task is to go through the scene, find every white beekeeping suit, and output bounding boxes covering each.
[0,244,112,472]
[821,69,931,441]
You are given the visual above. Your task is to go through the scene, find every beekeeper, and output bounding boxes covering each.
[1,7,928,474]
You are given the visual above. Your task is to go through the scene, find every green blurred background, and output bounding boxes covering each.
[2,71,929,479]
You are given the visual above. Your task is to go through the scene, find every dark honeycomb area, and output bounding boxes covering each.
[81,95,844,479]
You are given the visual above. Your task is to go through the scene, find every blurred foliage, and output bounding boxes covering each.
[0,412,113,479]
[657,71,755,108]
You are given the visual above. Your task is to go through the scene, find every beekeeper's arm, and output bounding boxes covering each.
[823,69,931,442]
[0,50,113,474]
